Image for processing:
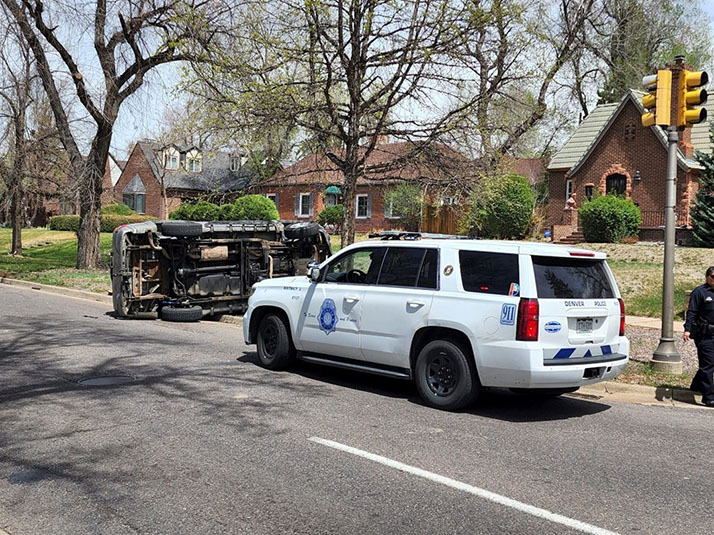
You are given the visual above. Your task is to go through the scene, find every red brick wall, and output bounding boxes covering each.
[256,184,404,233]
[547,99,697,229]
[113,144,163,218]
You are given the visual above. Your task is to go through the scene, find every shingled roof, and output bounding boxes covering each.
[548,89,710,174]
[137,141,255,192]
[262,142,477,187]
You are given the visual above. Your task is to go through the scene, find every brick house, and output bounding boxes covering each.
[114,140,254,218]
[255,141,475,233]
[547,89,709,244]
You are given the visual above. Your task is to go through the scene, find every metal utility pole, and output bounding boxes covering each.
[651,125,682,373]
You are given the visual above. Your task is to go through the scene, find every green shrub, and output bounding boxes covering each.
[190,201,220,221]
[101,202,135,216]
[169,203,195,220]
[49,214,150,233]
[579,195,641,243]
[233,194,279,220]
[100,214,151,232]
[462,173,534,239]
[218,203,238,220]
[49,215,81,232]
[317,205,343,227]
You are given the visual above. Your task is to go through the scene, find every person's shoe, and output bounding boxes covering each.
[702,399,714,407]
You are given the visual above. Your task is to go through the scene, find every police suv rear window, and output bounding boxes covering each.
[459,251,519,295]
[532,256,614,299]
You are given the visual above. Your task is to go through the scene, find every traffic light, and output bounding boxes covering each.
[641,70,672,127]
[677,70,708,127]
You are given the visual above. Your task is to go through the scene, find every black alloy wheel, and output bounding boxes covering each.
[415,340,479,411]
[256,314,295,370]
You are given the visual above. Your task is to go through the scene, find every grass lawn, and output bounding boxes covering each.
[0,229,113,294]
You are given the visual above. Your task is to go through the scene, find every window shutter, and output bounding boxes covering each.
[294,194,299,217]
[366,194,372,218]
[274,193,279,212]
[308,193,314,217]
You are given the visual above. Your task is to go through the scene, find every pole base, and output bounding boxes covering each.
[652,338,683,374]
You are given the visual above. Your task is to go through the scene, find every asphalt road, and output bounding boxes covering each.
[1,285,713,535]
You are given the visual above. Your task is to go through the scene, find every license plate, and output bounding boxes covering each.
[577,318,593,333]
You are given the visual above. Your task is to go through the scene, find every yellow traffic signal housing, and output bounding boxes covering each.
[677,70,709,127]
[641,70,672,127]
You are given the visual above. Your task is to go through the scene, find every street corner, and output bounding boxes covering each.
[575,381,711,410]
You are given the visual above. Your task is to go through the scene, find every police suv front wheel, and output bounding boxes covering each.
[415,340,480,410]
[256,314,296,370]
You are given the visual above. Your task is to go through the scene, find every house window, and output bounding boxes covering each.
[565,179,573,200]
[188,158,202,172]
[606,174,627,196]
[325,194,338,206]
[356,194,371,218]
[266,193,278,208]
[440,196,458,206]
[585,185,594,201]
[165,154,178,170]
[624,122,636,142]
[123,193,146,214]
[230,157,240,172]
[384,198,402,218]
[298,193,312,217]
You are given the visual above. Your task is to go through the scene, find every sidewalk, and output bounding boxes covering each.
[1,277,706,410]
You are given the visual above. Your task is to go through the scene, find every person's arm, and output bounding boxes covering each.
[684,289,701,341]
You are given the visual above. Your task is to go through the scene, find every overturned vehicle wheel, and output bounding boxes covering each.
[161,305,203,322]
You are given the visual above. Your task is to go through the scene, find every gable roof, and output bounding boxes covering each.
[263,142,477,187]
[548,89,709,174]
[134,140,255,193]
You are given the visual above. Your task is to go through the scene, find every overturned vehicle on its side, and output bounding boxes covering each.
[111,220,331,320]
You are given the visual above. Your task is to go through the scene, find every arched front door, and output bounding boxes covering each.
[606,173,627,196]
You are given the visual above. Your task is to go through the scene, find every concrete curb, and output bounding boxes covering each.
[0,276,113,306]
[576,381,709,409]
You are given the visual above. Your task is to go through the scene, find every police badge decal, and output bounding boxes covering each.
[318,298,338,334]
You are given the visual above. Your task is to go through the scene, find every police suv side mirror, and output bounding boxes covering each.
[307,262,321,282]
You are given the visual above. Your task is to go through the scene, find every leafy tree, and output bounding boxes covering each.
[1,0,225,268]
[317,205,343,231]
[579,194,641,242]
[384,184,424,232]
[463,174,534,239]
[233,194,278,220]
[692,124,714,247]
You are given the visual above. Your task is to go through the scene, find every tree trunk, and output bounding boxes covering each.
[10,178,23,256]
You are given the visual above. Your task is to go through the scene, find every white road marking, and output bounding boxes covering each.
[309,436,620,535]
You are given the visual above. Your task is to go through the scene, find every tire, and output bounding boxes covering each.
[161,221,203,237]
[161,305,203,322]
[509,387,579,398]
[256,314,295,370]
[284,222,320,239]
[415,340,480,410]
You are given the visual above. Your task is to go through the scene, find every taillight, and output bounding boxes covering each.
[618,298,625,336]
[516,298,539,341]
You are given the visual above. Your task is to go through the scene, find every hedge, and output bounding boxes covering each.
[49,214,151,232]
[579,195,641,243]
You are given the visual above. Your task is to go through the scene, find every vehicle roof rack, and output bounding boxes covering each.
[368,231,470,241]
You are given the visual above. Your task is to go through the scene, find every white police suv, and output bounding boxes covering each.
[243,233,629,410]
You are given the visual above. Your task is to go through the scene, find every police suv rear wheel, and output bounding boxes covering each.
[415,340,479,410]
[257,314,295,370]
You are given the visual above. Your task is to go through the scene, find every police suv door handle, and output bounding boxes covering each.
[344,295,360,303]
[407,300,426,308]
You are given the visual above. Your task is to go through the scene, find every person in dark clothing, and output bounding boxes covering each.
[683,266,714,407]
